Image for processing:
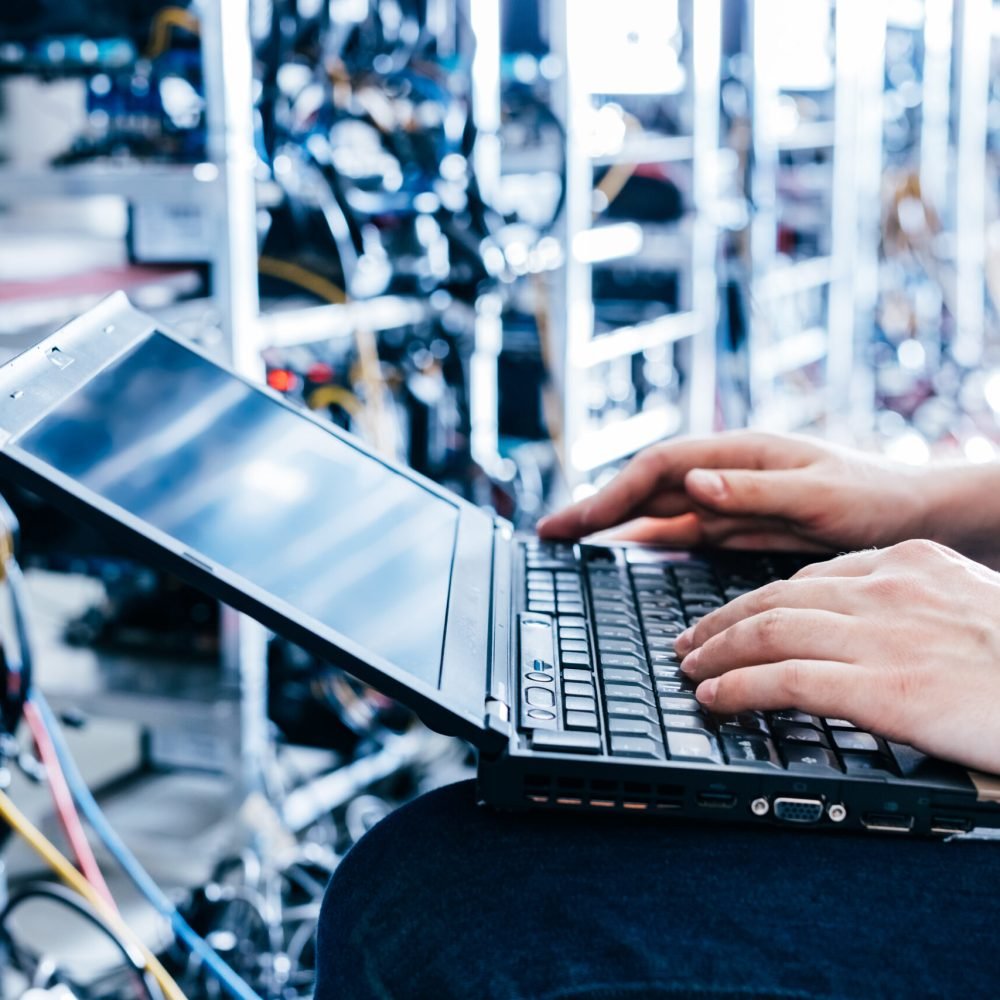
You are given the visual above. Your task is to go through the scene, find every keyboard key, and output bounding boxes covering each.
[840,751,897,778]
[647,636,681,651]
[600,653,645,669]
[558,602,585,615]
[566,711,599,731]
[781,744,841,773]
[559,628,588,642]
[773,724,827,746]
[525,687,555,708]
[608,717,660,737]
[662,713,709,730]
[715,712,769,734]
[562,668,593,683]
[593,598,631,613]
[659,695,700,713]
[528,601,556,613]
[532,730,602,754]
[825,718,857,729]
[596,625,640,641]
[565,696,596,712]
[604,684,655,706]
[559,616,587,629]
[606,700,659,723]
[656,679,685,694]
[832,731,880,753]
[560,640,589,653]
[610,736,666,760]
[650,650,683,665]
[561,651,591,666]
[721,734,781,768]
[564,681,595,698]
[771,710,821,727]
[602,667,650,687]
[666,730,721,763]
[599,638,644,655]
[594,613,635,627]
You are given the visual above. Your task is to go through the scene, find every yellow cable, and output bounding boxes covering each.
[0,788,188,1000]
[258,256,348,305]
[306,384,365,419]
[147,7,201,59]
[258,256,393,453]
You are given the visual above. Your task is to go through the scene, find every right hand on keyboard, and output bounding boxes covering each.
[538,431,1000,565]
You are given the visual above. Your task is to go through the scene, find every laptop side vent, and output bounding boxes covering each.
[522,775,684,812]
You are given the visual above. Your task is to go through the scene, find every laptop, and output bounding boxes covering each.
[1,293,998,837]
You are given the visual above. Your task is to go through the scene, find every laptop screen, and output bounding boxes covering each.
[15,332,460,687]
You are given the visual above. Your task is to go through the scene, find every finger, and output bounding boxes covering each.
[600,512,804,549]
[537,449,686,538]
[684,467,820,523]
[675,577,864,655]
[538,432,810,539]
[695,659,868,719]
[790,548,884,580]
[709,531,832,554]
[681,609,866,680]
[595,513,704,547]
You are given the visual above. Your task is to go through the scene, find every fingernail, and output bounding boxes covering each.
[674,628,694,655]
[680,648,700,675]
[536,516,551,534]
[687,469,724,501]
[696,678,719,706]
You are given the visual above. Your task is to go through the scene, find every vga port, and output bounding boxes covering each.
[773,797,824,824]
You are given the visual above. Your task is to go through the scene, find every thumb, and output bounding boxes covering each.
[685,467,809,520]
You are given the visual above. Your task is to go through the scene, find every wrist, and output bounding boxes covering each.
[916,462,1000,566]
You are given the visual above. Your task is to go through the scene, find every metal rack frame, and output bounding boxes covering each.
[746,0,886,436]
[547,0,722,490]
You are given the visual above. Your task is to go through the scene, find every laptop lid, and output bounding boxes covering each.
[0,293,508,752]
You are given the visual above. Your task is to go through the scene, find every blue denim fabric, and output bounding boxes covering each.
[315,779,1000,999]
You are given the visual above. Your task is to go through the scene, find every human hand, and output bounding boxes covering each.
[675,539,1000,775]
[538,431,934,554]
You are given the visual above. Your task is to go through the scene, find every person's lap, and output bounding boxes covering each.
[315,779,1000,1000]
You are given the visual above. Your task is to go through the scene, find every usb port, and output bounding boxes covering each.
[931,816,973,835]
[697,791,737,809]
[861,812,914,833]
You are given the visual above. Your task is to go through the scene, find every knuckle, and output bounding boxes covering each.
[894,538,942,561]
[754,607,786,641]
[863,573,915,603]
[777,659,808,704]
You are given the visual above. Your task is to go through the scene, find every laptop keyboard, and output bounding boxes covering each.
[521,540,898,777]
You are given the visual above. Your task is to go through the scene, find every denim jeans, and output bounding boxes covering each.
[315,779,1000,999]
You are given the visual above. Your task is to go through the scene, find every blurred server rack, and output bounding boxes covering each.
[746,0,885,437]
[875,0,999,463]
[0,0,494,795]
[546,0,723,492]
[0,0,270,792]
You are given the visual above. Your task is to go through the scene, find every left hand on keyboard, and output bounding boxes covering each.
[675,539,1000,775]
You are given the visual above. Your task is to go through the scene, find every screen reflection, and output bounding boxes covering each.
[17,333,460,686]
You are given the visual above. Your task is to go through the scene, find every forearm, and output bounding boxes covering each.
[918,462,1000,567]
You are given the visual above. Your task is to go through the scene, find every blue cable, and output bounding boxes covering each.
[29,690,262,1000]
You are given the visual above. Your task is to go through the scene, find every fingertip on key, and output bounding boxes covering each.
[674,628,694,655]
[696,677,719,706]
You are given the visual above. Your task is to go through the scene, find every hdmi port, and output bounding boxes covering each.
[697,791,737,809]
[862,812,914,833]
